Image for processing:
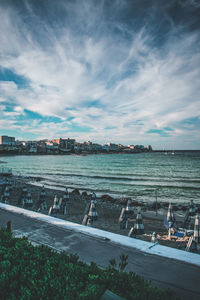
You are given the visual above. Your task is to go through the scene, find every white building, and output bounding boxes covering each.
[0,136,15,145]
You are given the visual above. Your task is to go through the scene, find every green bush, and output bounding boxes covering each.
[0,229,181,300]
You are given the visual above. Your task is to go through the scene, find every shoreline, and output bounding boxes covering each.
[27,175,199,207]
[1,150,200,159]
[1,174,200,253]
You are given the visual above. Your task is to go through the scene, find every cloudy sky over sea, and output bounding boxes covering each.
[0,0,200,149]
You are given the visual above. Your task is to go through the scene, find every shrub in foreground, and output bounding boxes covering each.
[0,229,181,300]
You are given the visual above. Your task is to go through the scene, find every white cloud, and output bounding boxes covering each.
[0,0,200,148]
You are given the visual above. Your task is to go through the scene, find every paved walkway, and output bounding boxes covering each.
[0,207,200,300]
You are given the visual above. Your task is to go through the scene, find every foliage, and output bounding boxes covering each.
[0,229,181,300]
[109,254,128,271]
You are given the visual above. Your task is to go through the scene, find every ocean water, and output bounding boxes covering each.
[1,151,200,204]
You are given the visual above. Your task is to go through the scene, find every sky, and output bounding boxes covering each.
[0,0,200,149]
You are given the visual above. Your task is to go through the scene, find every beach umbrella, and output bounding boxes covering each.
[189,200,196,216]
[5,186,10,202]
[82,214,88,225]
[119,208,125,223]
[56,188,69,215]
[121,215,128,229]
[59,198,67,215]
[167,203,175,239]
[59,196,68,215]
[167,203,175,226]
[183,200,196,229]
[88,200,98,221]
[61,188,69,214]
[151,232,158,243]
[193,215,200,243]
[92,192,97,205]
[18,185,26,206]
[84,201,91,216]
[49,195,60,215]
[134,210,144,235]
[119,208,128,229]
[4,186,10,198]
[21,195,25,207]
[2,186,10,203]
[125,199,134,218]
[38,186,47,210]
[7,179,12,190]
[40,186,46,199]
[63,188,70,202]
[25,192,33,208]
[53,195,60,209]
[22,185,28,195]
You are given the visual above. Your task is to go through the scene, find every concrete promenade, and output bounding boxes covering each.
[0,205,200,300]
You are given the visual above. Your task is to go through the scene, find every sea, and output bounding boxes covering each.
[1,151,200,204]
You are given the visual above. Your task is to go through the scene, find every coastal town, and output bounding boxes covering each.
[0,135,152,155]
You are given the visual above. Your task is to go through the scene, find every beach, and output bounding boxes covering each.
[1,174,199,252]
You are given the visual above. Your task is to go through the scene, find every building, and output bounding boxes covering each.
[45,141,59,153]
[102,144,110,152]
[63,138,75,151]
[106,143,120,152]
[29,145,37,153]
[0,136,15,145]
[128,145,135,149]
[135,145,145,150]
[52,138,75,151]
[92,143,103,152]
[52,138,61,144]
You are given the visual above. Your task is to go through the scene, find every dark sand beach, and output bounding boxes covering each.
[1,175,200,252]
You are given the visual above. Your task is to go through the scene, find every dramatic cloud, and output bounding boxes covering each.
[0,0,200,149]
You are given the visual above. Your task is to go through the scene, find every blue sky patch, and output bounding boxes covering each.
[24,110,63,123]
[104,126,117,130]
[147,129,171,137]
[183,117,200,125]
[0,67,29,88]
[68,123,92,133]
[82,99,105,109]
[163,127,174,131]
[66,116,75,122]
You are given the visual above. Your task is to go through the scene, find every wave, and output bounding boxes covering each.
[41,172,200,184]
[40,176,200,191]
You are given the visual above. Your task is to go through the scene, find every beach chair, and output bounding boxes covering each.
[164,218,192,238]
[128,227,136,238]
[185,236,197,252]
[151,232,158,243]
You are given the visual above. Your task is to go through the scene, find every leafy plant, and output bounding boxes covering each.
[109,254,128,271]
[119,254,128,271]
[0,228,181,300]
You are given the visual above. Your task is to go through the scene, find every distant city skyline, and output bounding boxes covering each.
[0,0,200,150]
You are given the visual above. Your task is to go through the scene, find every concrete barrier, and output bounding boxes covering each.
[0,202,200,267]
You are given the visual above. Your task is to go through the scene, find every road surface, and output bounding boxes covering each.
[0,207,200,300]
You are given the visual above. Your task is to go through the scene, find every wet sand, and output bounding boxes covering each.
[1,175,200,251]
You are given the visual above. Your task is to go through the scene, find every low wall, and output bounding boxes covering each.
[0,202,200,267]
